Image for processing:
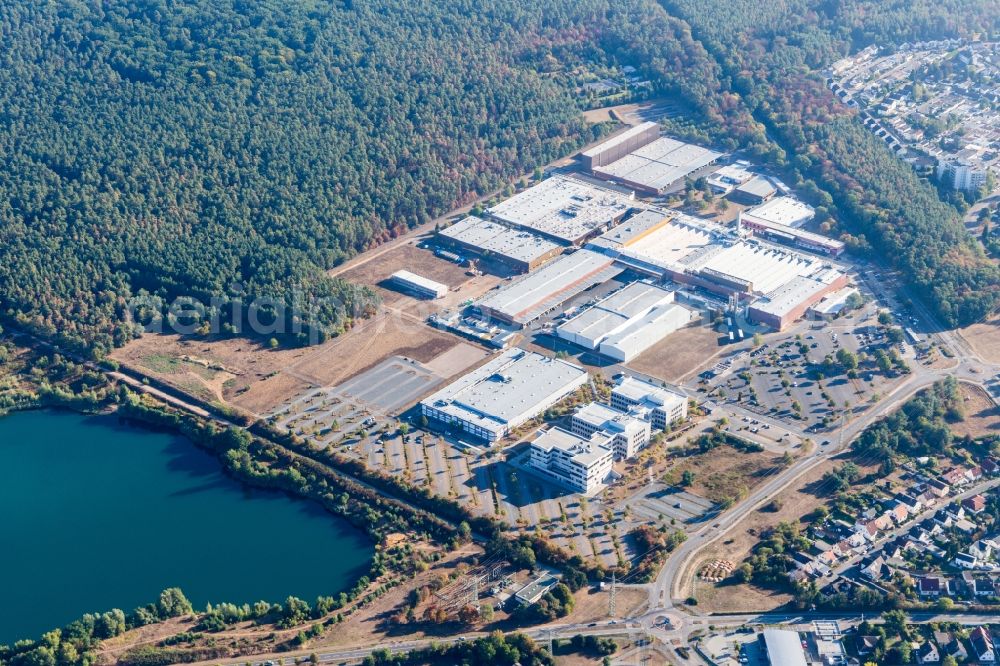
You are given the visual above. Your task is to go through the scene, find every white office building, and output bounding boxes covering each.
[527,427,614,493]
[610,376,687,430]
[420,349,588,442]
[571,402,651,460]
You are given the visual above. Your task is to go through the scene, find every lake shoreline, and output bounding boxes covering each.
[0,402,376,646]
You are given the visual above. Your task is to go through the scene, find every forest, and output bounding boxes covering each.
[0,0,721,355]
[658,0,1000,327]
[4,0,998,353]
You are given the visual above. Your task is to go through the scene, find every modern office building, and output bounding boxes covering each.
[419,349,588,442]
[571,402,651,459]
[389,270,448,299]
[526,427,615,493]
[610,376,687,430]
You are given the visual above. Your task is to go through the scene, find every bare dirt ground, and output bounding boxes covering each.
[556,587,646,625]
[952,382,1000,439]
[959,312,1000,364]
[627,324,723,383]
[691,578,794,614]
[338,241,502,316]
[111,309,472,417]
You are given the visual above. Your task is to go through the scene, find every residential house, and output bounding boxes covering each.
[967,466,983,483]
[918,576,942,597]
[933,632,968,662]
[856,635,879,657]
[970,539,994,562]
[941,467,970,487]
[917,641,940,663]
[952,551,980,570]
[954,518,977,534]
[963,494,987,514]
[898,493,923,512]
[973,577,997,598]
[926,478,950,498]
[860,555,888,581]
[889,502,910,523]
[971,626,996,662]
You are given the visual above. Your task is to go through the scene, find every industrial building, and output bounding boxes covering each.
[526,427,615,493]
[580,121,660,169]
[729,176,777,205]
[610,376,687,430]
[571,402,651,459]
[474,249,621,327]
[706,161,755,195]
[419,349,588,442]
[590,136,724,195]
[555,281,694,362]
[759,630,808,666]
[389,270,448,299]
[587,209,848,330]
[738,211,846,258]
[747,267,849,330]
[485,174,634,245]
[742,196,815,229]
[437,216,563,272]
[808,287,860,320]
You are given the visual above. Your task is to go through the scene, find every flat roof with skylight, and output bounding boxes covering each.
[485,175,634,244]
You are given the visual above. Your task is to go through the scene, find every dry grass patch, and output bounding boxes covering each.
[627,323,722,383]
[951,381,1000,439]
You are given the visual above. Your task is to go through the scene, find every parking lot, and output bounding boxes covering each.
[695,303,913,435]
[627,484,717,525]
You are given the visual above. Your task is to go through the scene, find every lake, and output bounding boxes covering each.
[0,409,373,645]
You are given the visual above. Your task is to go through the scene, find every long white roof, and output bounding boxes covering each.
[486,175,633,243]
[422,349,587,429]
[476,250,618,324]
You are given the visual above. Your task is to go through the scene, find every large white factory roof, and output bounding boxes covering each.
[696,242,822,295]
[594,137,723,193]
[421,349,587,431]
[626,216,729,271]
[439,216,561,264]
[599,303,693,362]
[556,281,676,349]
[743,196,815,229]
[750,268,844,319]
[581,121,659,159]
[476,249,619,325]
[486,175,634,244]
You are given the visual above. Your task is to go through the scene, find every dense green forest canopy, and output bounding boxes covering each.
[3,0,997,355]
[659,0,1000,326]
[0,0,720,354]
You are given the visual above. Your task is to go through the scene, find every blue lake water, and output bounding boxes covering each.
[0,409,372,645]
